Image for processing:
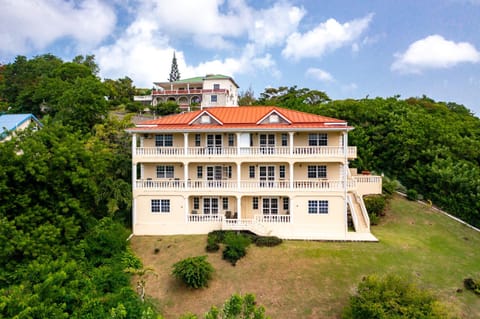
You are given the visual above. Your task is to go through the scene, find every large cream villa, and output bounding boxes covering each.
[134,74,239,111]
[127,106,382,241]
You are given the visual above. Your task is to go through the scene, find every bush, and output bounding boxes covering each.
[364,195,387,216]
[172,256,214,288]
[406,189,418,201]
[369,213,380,226]
[464,278,480,295]
[222,232,251,266]
[205,235,220,253]
[343,274,450,319]
[255,236,283,247]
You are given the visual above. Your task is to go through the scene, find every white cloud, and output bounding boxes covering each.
[282,13,374,60]
[95,19,279,88]
[0,0,116,55]
[306,68,334,82]
[249,2,305,47]
[391,35,480,73]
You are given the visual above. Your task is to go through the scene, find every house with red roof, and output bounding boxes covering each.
[127,106,382,241]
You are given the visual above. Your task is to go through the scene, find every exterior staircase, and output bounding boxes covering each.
[348,193,370,233]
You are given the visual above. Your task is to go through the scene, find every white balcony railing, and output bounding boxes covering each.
[135,179,352,191]
[134,146,357,157]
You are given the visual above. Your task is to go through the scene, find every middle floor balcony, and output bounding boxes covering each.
[134,178,359,195]
[134,146,357,162]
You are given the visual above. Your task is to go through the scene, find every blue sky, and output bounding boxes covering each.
[1,0,480,115]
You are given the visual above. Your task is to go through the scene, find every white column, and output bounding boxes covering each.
[237,162,241,189]
[236,195,241,220]
[184,132,189,155]
[236,132,241,155]
[289,162,294,190]
[132,133,137,156]
[343,131,349,236]
[132,163,137,189]
[289,132,294,155]
[184,162,189,189]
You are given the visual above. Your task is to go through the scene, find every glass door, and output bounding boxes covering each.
[259,134,275,154]
[203,198,219,214]
[259,166,275,187]
[262,198,278,215]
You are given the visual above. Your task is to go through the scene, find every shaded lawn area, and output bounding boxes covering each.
[130,195,480,319]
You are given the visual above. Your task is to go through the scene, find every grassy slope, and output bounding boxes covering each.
[130,195,480,319]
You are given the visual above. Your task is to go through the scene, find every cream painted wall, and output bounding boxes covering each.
[293,163,341,180]
[142,163,184,180]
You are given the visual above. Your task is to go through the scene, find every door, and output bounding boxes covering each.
[207,166,223,187]
[262,198,278,215]
[259,134,275,154]
[259,166,275,187]
[203,198,219,214]
[207,134,222,154]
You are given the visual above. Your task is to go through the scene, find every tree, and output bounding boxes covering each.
[238,86,256,106]
[169,52,181,82]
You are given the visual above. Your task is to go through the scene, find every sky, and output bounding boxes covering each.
[1,0,480,116]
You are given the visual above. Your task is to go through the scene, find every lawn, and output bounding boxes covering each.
[130,195,480,318]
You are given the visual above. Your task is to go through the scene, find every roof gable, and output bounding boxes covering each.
[256,109,292,125]
[188,110,223,125]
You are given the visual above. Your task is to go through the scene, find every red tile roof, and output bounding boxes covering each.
[129,106,350,132]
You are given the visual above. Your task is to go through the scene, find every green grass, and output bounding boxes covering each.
[131,195,480,318]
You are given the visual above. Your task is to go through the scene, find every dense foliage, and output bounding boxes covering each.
[180,293,269,319]
[172,256,214,289]
[343,274,449,319]
[255,87,480,227]
[0,55,157,318]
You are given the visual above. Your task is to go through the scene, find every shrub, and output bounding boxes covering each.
[255,236,283,247]
[464,278,480,295]
[222,232,251,266]
[172,256,214,289]
[406,189,418,201]
[203,293,268,319]
[369,213,380,226]
[205,235,220,253]
[343,274,450,319]
[364,195,387,216]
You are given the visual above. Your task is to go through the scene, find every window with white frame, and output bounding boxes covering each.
[249,166,255,178]
[195,134,201,146]
[213,83,220,90]
[308,200,328,214]
[307,165,327,178]
[151,199,170,213]
[211,95,218,102]
[252,197,259,209]
[197,166,203,178]
[308,133,328,146]
[156,165,174,178]
[283,197,289,210]
[155,134,173,147]
[223,198,229,210]
[193,197,200,210]
[279,165,286,179]
[281,133,288,146]
[228,134,235,147]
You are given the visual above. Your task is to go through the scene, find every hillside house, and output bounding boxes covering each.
[0,113,42,142]
[134,74,239,111]
[127,106,382,241]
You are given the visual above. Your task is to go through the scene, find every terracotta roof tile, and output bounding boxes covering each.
[130,106,350,132]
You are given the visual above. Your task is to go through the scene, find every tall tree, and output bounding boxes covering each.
[168,52,180,82]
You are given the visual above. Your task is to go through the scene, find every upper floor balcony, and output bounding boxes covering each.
[133,146,357,162]
[151,89,229,96]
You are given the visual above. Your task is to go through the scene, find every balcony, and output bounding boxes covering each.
[151,89,229,96]
[134,179,358,193]
[134,146,357,160]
